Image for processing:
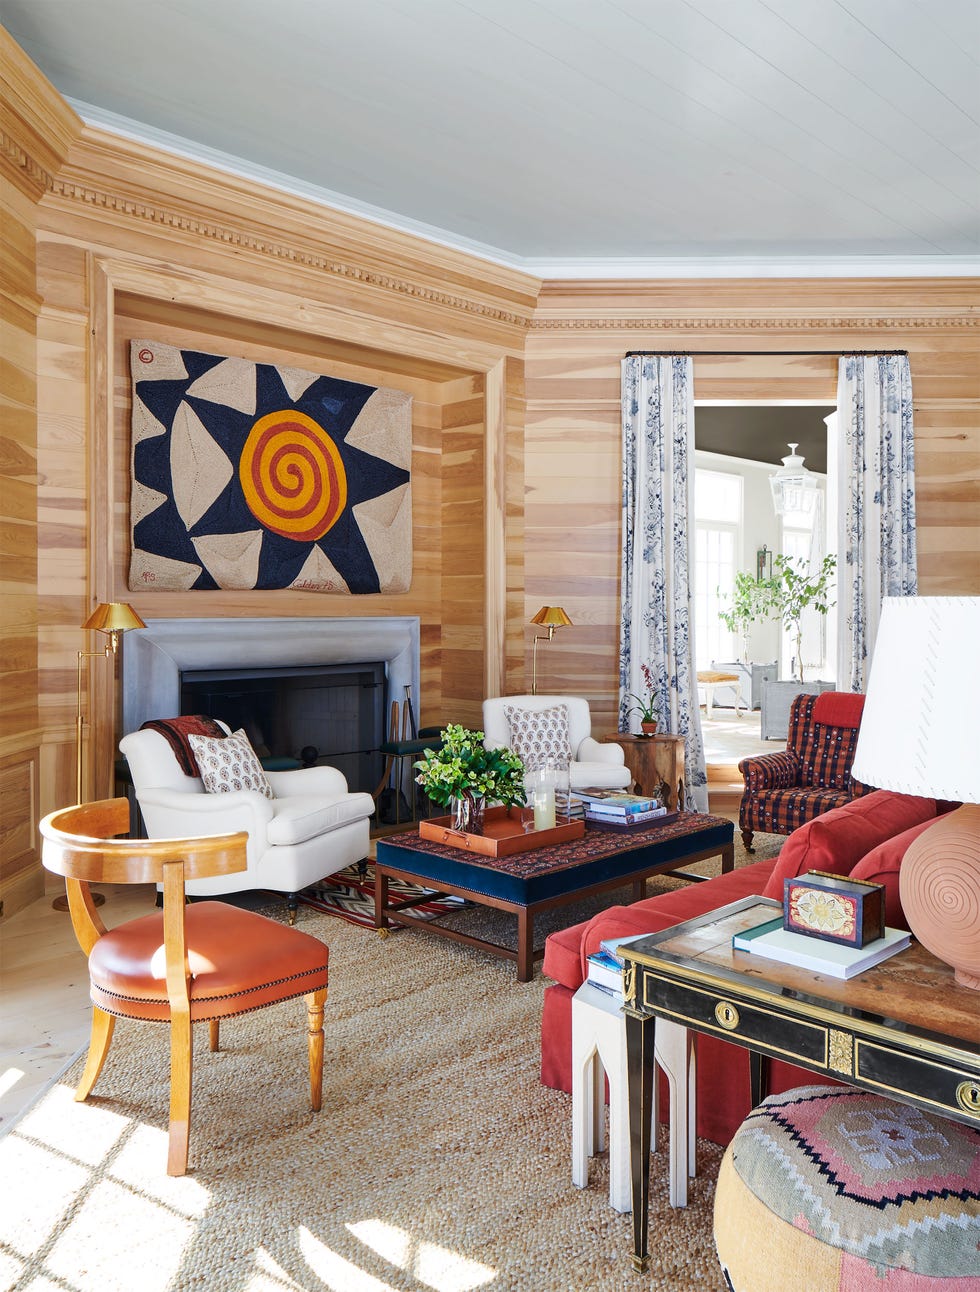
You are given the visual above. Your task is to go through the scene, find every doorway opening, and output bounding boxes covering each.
[692,402,837,791]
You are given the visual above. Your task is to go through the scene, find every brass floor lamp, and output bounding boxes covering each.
[75,601,146,804]
[530,605,572,695]
[57,602,146,912]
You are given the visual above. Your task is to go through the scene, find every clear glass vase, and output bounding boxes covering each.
[450,793,486,835]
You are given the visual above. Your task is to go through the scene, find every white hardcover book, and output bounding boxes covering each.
[732,919,911,979]
[585,805,667,823]
[585,976,622,1001]
[586,951,625,995]
[598,932,653,965]
[576,789,661,814]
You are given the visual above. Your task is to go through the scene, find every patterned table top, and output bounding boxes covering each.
[378,811,733,882]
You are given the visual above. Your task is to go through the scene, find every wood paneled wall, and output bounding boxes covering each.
[3,32,979,917]
[21,116,533,876]
[0,31,79,915]
[523,280,980,735]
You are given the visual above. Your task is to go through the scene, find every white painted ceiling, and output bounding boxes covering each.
[4,0,979,274]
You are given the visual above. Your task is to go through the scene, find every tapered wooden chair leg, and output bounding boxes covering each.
[167,1011,193,1176]
[209,1020,220,1052]
[75,1006,115,1102]
[306,988,326,1112]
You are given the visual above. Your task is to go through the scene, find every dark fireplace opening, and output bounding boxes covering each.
[180,662,385,797]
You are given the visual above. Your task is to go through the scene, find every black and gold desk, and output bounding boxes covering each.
[621,897,980,1274]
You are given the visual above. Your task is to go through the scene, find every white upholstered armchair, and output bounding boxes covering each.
[119,722,374,921]
[481,696,631,791]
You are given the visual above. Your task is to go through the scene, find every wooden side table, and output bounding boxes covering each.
[603,733,685,810]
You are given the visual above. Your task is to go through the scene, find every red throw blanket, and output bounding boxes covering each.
[139,715,227,777]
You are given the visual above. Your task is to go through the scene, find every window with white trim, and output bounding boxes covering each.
[694,469,742,671]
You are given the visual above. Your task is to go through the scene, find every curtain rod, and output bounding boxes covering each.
[624,349,909,357]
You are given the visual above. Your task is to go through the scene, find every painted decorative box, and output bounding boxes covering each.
[783,870,885,949]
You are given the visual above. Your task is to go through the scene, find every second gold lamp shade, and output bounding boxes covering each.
[530,605,572,695]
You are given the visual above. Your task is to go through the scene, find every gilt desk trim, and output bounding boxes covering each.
[620,896,980,1274]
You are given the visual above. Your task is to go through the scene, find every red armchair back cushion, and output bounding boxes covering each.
[761,789,938,900]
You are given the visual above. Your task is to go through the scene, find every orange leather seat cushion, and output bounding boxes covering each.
[88,901,329,1023]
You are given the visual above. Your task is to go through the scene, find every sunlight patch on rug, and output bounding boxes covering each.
[347,1220,496,1291]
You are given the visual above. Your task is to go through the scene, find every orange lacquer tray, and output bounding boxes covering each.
[418,806,585,857]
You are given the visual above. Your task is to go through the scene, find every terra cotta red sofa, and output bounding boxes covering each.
[540,788,944,1146]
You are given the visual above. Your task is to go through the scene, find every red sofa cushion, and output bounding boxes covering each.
[761,790,937,901]
[848,816,941,931]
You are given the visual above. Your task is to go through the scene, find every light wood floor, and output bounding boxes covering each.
[0,877,157,1133]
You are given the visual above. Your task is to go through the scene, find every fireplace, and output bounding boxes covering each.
[122,617,420,796]
[180,661,386,792]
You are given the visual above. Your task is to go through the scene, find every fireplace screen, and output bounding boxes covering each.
[180,662,385,796]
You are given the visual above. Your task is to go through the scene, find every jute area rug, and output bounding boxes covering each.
[2,832,782,1292]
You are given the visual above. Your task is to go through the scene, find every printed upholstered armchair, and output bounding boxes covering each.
[482,695,631,791]
[738,691,869,851]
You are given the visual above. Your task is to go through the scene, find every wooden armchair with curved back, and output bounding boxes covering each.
[39,798,330,1176]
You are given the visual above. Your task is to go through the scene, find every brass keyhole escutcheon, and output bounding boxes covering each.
[715,1000,740,1030]
[956,1081,980,1114]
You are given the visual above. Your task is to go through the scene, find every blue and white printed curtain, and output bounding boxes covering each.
[837,355,917,693]
[620,355,708,812]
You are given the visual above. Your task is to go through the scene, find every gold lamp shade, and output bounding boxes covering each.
[530,605,573,695]
[82,602,147,637]
[530,605,573,630]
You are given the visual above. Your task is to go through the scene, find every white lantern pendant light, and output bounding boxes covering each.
[770,443,819,517]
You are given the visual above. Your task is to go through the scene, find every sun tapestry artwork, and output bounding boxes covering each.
[128,340,412,593]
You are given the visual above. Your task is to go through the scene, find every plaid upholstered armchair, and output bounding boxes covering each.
[738,691,869,852]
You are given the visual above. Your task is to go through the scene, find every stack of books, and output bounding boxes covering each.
[732,917,911,979]
[565,795,586,822]
[577,788,669,829]
[586,933,651,999]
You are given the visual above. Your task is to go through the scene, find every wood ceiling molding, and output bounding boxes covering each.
[0,129,55,200]
[0,29,80,201]
[42,126,540,335]
[528,315,980,331]
[530,279,980,333]
[46,172,535,329]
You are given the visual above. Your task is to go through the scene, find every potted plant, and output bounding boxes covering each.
[414,723,526,834]
[767,553,837,684]
[624,663,660,735]
[718,570,779,664]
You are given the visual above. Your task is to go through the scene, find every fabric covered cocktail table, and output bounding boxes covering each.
[374,812,734,980]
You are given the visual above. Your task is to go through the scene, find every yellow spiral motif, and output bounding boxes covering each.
[239,410,347,542]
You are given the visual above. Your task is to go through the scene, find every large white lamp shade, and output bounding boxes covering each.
[851,597,980,987]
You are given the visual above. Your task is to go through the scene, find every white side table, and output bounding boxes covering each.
[572,980,696,1211]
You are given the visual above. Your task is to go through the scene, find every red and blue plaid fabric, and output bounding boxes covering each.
[791,693,863,791]
[739,693,870,841]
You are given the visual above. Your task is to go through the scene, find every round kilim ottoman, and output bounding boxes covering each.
[713,1086,980,1291]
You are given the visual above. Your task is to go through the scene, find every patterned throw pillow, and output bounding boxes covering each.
[504,704,572,772]
[187,728,274,798]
